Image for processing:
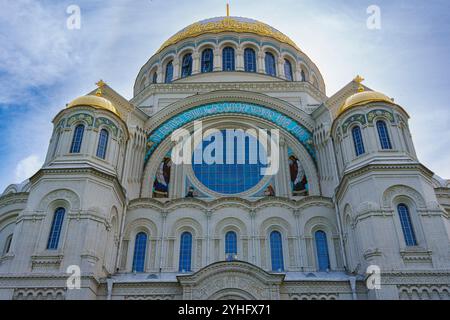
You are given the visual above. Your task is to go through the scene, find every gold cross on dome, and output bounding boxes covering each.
[95,79,106,96]
[96,79,106,88]
[353,75,365,92]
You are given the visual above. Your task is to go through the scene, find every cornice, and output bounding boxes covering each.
[0,192,28,210]
[132,82,327,109]
[128,196,333,214]
[335,163,434,201]
[30,167,126,201]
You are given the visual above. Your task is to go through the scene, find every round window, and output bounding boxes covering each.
[192,130,268,195]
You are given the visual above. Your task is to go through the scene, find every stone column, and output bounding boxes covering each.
[205,210,212,265]
[257,51,265,73]
[213,48,221,71]
[250,210,257,265]
[294,209,303,269]
[158,211,167,272]
[192,52,200,74]
[172,60,180,81]
[277,57,285,79]
[275,137,289,198]
[236,48,244,71]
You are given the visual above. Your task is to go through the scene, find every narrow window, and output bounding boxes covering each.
[397,204,418,246]
[152,72,158,84]
[179,232,192,272]
[284,59,293,81]
[96,129,109,159]
[265,52,276,76]
[3,234,13,255]
[315,230,330,271]
[352,126,365,156]
[181,53,193,78]
[47,208,66,250]
[244,48,256,72]
[132,232,147,272]
[270,231,284,272]
[301,69,306,82]
[376,120,392,150]
[222,47,235,71]
[165,61,173,83]
[70,124,84,153]
[201,49,214,73]
[225,231,237,260]
[51,130,61,158]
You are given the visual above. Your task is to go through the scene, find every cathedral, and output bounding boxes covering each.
[0,14,449,300]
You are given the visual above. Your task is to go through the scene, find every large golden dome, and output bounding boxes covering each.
[67,95,119,116]
[157,16,301,53]
[339,90,395,115]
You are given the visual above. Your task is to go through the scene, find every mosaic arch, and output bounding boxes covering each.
[144,102,315,165]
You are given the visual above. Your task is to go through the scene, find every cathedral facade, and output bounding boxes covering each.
[0,16,449,300]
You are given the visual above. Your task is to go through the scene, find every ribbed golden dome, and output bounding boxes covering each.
[339,91,395,115]
[157,16,301,53]
[67,95,119,116]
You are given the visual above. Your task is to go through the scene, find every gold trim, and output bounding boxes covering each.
[157,17,301,54]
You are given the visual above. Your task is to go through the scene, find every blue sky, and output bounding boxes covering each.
[1,0,449,191]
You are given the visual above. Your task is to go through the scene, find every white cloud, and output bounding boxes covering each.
[15,154,43,182]
[0,0,80,105]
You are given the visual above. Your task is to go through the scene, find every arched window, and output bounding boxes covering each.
[96,129,109,159]
[70,124,84,153]
[3,234,12,255]
[376,120,392,150]
[132,232,147,272]
[315,230,330,271]
[397,204,417,246]
[152,72,158,84]
[222,47,235,71]
[51,131,61,158]
[179,232,192,272]
[165,60,173,83]
[244,48,256,72]
[270,231,284,272]
[300,69,306,82]
[181,53,193,78]
[265,52,276,76]
[201,48,214,73]
[284,59,293,81]
[352,126,365,156]
[400,124,411,153]
[47,208,66,250]
[225,231,237,259]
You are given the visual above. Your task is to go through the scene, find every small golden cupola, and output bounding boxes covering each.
[339,76,396,115]
[67,80,120,117]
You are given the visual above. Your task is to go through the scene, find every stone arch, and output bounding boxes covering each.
[169,217,203,238]
[382,185,426,208]
[177,261,284,300]
[37,189,80,212]
[141,92,319,197]
[214,216,248,237]
[218,40,239,52]
[209,288,256,300]
[304,216,337,237]
[197,41,217,52]
[123,217,158,241]
[259,216,293,236]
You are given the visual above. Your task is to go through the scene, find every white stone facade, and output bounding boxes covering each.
[0,16,449,300]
